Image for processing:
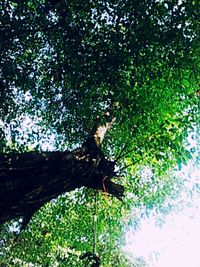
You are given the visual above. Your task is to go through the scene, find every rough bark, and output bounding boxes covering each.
[0,117,124,225]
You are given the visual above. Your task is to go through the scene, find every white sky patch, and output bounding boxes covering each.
[1,115,57,151]
[124,205,200,267]
[123,162,200,267]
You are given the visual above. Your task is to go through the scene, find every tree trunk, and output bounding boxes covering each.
[0,144,124,225]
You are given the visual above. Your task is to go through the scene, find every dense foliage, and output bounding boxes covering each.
[0,0,199,266]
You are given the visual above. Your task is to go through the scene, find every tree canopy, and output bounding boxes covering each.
[0,0,199,266]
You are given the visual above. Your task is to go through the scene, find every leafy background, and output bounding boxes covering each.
[0,0,199,266]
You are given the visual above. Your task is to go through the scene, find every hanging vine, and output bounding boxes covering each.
[80,190,101,267]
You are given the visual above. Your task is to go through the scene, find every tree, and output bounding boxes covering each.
[0,0,199,266]
[0,115,125,224]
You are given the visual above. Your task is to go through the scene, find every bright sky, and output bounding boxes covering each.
[123,163,200,267]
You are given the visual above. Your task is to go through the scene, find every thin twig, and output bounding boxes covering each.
[117,158,141,174]
[115,141,130,162]
[115,147,137,162]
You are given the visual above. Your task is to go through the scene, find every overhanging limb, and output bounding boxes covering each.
[0,114,124,227]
